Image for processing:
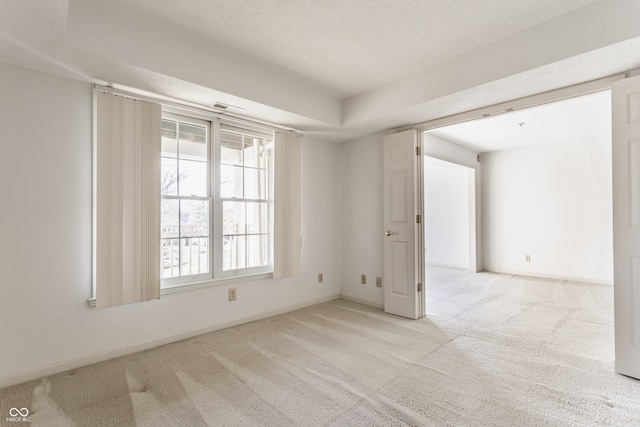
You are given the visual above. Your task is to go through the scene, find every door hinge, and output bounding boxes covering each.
[477,154,480,162]
[417,283,423,292]
[416,214,421,224]
[416,146,421,156]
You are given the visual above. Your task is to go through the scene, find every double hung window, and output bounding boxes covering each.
[160,113,273,288]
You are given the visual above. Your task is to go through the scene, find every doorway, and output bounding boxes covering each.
[424,156,474,271]
[426,89,613,285]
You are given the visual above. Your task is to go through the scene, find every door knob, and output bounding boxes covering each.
[385,230,396,236]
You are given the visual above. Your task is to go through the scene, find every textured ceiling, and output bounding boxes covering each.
[0,0,638,144]
[86,0,598,97]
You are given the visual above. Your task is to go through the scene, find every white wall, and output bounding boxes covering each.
[423,133,481,272]
[424,158,470,269]
[0,62,341,387]
[339,131,480,307]
[482,138,613,284]
[340,133,385,307]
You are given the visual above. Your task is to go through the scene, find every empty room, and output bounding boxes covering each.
[2,0,640,425]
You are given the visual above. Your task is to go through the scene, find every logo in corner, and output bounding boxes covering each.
[9,409,28,417]
[7,407,31,423]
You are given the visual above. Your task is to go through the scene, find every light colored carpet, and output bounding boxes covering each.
[2,268,640,426]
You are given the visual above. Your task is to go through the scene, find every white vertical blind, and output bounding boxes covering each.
[95,91,161,308]
[273,132,301,279]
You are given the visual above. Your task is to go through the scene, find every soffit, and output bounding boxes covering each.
[0,0,638,144]
[82,0,598,97]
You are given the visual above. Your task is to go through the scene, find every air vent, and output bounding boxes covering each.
[209,102,246,111]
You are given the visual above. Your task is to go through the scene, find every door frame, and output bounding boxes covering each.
[414,74,624,281]
[410,71,632,375]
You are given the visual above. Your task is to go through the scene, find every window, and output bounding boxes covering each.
[161,113,273,288]
[91,88,299,308]
[220,124,273,272]
[161,115,210,281]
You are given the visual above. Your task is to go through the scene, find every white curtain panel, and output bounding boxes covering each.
[95,92,161,308]
[273,132,302,279]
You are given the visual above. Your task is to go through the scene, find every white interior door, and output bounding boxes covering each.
[612,74,640,380]
[383,130,424,319]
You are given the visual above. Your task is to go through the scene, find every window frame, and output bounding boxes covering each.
[160,110,274,291]
[215,122,274,280]
[160,112,213,288]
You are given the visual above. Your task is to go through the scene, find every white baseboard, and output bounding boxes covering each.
[339,293,384,309]
[0,294,341,389]
[426,262,469,270]
[484,268,613,286]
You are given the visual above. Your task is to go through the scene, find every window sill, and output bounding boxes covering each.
[87,272,273,307]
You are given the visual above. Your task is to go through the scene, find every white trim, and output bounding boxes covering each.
[484,268,613,286]
[159,112,214,287]
[91,89,98,300]
[339,293,384,310]
[4,294,341,389]
[414,74,624,132]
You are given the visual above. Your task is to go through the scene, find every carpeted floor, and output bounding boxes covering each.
[2,268,640,426]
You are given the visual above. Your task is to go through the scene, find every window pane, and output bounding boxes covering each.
[179,200,209,276]
[223,235,246,270]
[180,200,209,238]
[221,131,243,165]
[245,137,270,169]
[161,199,179,237]
[243,136,258,168]
[180,237,209,276]
[162,238,180,278]
[161,120,177,158]
[161,200,180,278]
[244,168,267,200]
[223,201,245,234]
[178,159,207,197]
[246,234,267,268]
[260,144,272,171]
[161,157,178,195]
[246,202,267,234]
[178,123,207,161]
[221,165,243,198]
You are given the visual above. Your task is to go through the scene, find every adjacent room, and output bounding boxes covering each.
[2,0,640,425]
[425,89,613,285]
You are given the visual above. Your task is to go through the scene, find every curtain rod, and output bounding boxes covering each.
[93,84,303,138]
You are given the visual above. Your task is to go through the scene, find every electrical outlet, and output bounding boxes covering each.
[318,273,323,283]
[228,288,236,301]
[525,255,531,262]
[376,277,382,288]
[361,274,366,285]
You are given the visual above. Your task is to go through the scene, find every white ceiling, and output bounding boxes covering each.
[430,90,611,153]
[0,0,638,142]
[82,0,598,97]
